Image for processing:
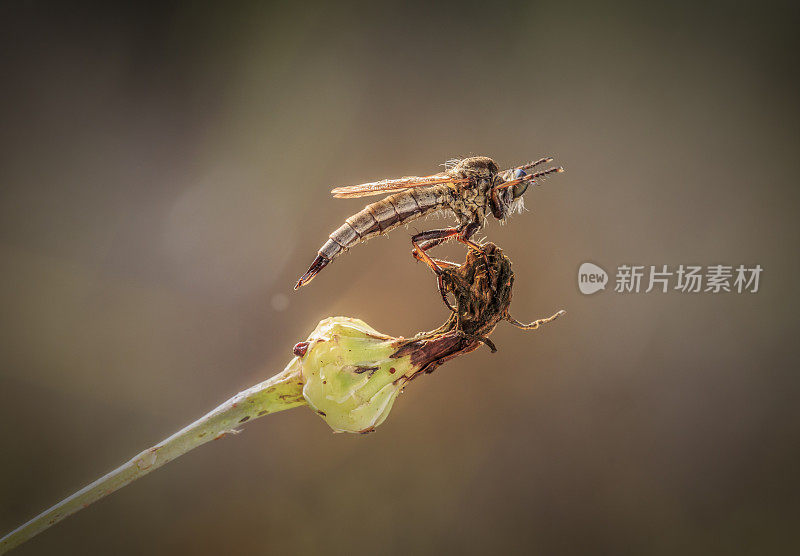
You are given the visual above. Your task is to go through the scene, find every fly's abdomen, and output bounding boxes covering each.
[326,187,448,257]
[295,186,452,289]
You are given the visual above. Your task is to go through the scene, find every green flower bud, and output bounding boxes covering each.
[296,317,415,433]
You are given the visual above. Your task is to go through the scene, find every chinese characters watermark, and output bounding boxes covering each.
[578,263,762,295]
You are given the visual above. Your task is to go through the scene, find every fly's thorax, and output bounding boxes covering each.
[448,156,499,178]
[445,156,499,223]
[445,177,493,225]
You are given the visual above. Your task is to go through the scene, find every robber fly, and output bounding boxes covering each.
[294,155,562,290]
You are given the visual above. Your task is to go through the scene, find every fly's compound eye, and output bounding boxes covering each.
[512,168,529,198]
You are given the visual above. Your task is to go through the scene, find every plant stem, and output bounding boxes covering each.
[1,243,565,553]
[0,361,306,554]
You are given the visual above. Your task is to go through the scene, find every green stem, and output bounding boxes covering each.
[0,361,306,554]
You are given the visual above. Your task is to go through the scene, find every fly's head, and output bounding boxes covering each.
[491,168,527,220]
[491,158,564,220]
[508,168,531,199]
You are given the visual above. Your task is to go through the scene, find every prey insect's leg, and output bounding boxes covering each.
[506,310,566,330]
[437,278,457,313]
[459,332,498,353]
[456,222,495,285]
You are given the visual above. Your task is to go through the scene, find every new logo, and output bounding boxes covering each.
[578,262,608,295]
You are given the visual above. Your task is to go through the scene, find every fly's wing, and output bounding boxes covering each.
[331,174,468,198]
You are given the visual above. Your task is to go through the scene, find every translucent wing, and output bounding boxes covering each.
[331,174,468,198]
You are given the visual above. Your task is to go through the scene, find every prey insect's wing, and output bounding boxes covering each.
[331,174,468,198]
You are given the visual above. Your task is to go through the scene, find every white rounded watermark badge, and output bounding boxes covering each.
[578,262,608,295]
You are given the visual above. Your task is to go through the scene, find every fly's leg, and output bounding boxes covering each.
[411,236,453,312]
[506,310,566,330]
[413,243,458,270]
[489,186,502,218]
[411,224,494,290]
[411,224,485,263]
[411,228,461,268]
[410,229,459,272]
[456,222,483,252]
[411,228,462,312]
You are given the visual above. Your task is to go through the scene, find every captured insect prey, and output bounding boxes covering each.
[294,156,564,290]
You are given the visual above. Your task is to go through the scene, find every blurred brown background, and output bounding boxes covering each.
[1,1,798,554]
